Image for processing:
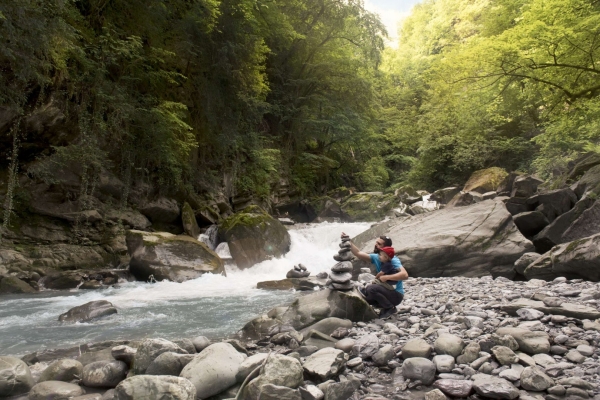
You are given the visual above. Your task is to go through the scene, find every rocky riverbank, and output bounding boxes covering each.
[3,275,600,400]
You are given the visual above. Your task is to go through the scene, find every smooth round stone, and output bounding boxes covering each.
[516,308,544,321]
[553,335,569,344]
[550,345,568,355]
[331,262,352,273]
[437,373,465,380]
[29,381,85,400]
[543,297,563,307]
[433,355,456,373]
[401,338,432,359]
[566,350,586,364]
[329,272,352,283]
[499,368,521,382]
[433,379,473,398]
[334,338,356,353]
[551,315,568,324]
[346,357,363,368]
[547,385,566,396]
[520,367,554,391]
[576,345,594,357]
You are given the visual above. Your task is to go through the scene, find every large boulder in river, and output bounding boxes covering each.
[115,375,196,400]
[239,289,377,339]
[306,196,349,222]
[0,356,34,397]
[126,230,225,282]
[218,206,290,269]
[179,343,245,399]
[341,192,400,221]
[463,167,508,194]
[0,275,36,294]
[351,198,534,278]
[523,233,600,281]
[58,300,117,323]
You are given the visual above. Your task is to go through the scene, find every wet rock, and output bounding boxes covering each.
[126,230,225,282]
[29,381,85,400]
[0,356,35,397]
[39,359,83,382]
[82,360,128,388]
[0,275,36,294]
[133,338,187,375]
[402,358,436,386]
[58,300,117,323]
[114,375,196,400]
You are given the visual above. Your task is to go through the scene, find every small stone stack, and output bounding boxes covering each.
[327,235,354,290]
[286,264,310,279]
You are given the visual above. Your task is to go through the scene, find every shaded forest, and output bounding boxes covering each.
[1,0,599,211]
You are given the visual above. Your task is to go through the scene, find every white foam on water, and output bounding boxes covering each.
[0,221,371,356]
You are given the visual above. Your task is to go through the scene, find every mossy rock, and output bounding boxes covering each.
[218,206,291,269]
[340,192,399,222]
[126,230,225,282]
[463,167,509,194]
[0,276,36,294]
[524,233,600,281]
[572,164,600,200]
[306,196,349,222]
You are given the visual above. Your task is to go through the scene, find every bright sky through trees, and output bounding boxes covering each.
[364,0,420,45]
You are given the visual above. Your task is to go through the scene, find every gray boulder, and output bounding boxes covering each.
[501,298,600,320]
[526,188,577,222]
[562,200,600,242]
[0,276,36,294]
[532,197,596,253]
[495,327,550,354]
[401,338,432,359]
[433,355,455,373]
[492,346,519,365]
[244,355,303,398]
[520,366,554,391]
[240,289,376,340]
[434,379,473,398]
[58,300,117,323]
[472,374,519,399]
[192,336,211,352]
[430,187,461,204]
[133,338,187,375]
[111,346,136,366]
[236,353,269,382]
[126,230,225,282]
[303,348,348,381]
[352,334,379,359]
[372,344,395,367]
[249,384,301,400]
[352,199,534,279]
[512,175,544,198]
[140,197,180,224]
[523,233,600,281]
[402,357,436,386]
[456,342,481,365]
[571,164,600,199]
[82,360,128,388]
[39,359,83,382]
[434,333,464,358]
[145,352,194,376]
[0,356,34,397]
[115,375,196,400]
[179,343,245,399]
[29,381,85,400]
[181,202,201,239]
[513,211,549,237]
[514,253,541,275]
[321,376,360,400]
[300,318,353,337]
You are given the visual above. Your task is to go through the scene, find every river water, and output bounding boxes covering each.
[0,222,371,357]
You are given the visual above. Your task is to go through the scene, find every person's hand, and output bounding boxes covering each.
[380,275,388,282]
[375,271,383,279]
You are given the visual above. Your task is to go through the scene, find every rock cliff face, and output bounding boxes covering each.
[354,198,534,279]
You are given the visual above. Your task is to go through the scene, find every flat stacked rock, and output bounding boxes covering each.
[286,264,310,279]
[327,235,354,290]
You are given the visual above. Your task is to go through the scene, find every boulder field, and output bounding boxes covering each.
[4,275,600,399]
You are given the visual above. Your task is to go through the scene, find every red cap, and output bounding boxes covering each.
[380,247,395,259]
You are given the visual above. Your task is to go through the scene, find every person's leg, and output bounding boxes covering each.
[366,285,395,309]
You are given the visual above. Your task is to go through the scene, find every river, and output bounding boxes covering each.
[0,222,371,357]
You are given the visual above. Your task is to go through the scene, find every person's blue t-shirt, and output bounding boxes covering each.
[369,253,405,295]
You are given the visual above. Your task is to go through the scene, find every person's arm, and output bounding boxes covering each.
[342,232,371,262]
[380,268,408,282]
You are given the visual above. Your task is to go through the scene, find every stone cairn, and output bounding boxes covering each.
[286,263,310,279]
[326,234,354,290]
